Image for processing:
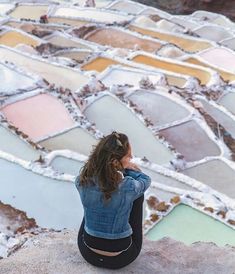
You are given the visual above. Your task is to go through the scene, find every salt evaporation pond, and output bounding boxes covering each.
[0,62,36,95]
[218,93,235,116]
[84,94,174,165]
[8,4,49,20]
[50,156,84,176]
[1,93,75,141]
[39,127,98,156]
[147,204,235,246]
[0,158,83,229]
[0,125,41,161]
[159,120,221,162]
[182,159,235,199]
[85,28,163,52]
[0,46,89,91]
[127,90,191,127]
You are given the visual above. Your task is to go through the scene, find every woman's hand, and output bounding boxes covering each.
[125,162,141,172]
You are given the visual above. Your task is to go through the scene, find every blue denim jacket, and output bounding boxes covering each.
[75,169,151,239]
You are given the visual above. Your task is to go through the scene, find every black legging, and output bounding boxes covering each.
[77,194,144,269]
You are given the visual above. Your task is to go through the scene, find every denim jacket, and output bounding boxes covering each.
[75,169,151,239]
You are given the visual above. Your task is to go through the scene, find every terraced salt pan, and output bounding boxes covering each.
[169,16,200,30]
[54,50,92,63]
[221,38,235,51]
[0,46,89,91]
[50,156,84,176]
[198,98,235,139]
[45,33,93,49]
[0,158,83,229]
[128,24,213,53]
[142,167,197,192]
[182,159,235,199]
[131,53,213,85]
[147,204,235,246]
[192,25,232,42]
[99,66,163,87]
[159,120,221,162]
[0,62,37,95]
[0,29,41,47]
[39,127,98,156]
[0,125,41,162]
[0,3,15,15]
[48,17,89,27]
[147,186,175,202]
[52,7,132,24]
[184,57,235,83]
[199,47,235,74]
[83,94,174,165]
[81,56,188,88]
[1,93,75,141]
[106,0,144,14]
[127,90,191,127]
[218,93,235,116]
[85,28,163,52]
[8,4,49,20]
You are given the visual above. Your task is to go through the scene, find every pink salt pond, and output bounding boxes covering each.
[1,93,75,141]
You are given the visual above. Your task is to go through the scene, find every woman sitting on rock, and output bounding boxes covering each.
[75,131,151,269]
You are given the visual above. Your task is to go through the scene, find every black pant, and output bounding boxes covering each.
[77,194,144,269]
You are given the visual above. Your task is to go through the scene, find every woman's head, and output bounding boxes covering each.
[79,131,131,201]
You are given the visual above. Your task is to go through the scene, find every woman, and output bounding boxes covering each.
[75,131,151,269]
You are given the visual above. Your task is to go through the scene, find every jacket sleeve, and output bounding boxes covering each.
[123,168,151,196]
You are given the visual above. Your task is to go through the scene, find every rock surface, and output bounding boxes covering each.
[135,0,235,21]
[1,230,235,274]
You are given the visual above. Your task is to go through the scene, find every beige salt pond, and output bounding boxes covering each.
[0,125,41,162]
[39,126,98,156]
[130,53,213,85]
[0,29,41,47]
[85,28,163,52]
[48,17,89,28]
[0,46,89,91]
[182,159,235,199]
[81,56,188,88]
[159,120,221,162]
[83,93,174,165]
[7,4,49,20]
[1,93,75,141]
[54,49,93,63]
[128,24,213,53]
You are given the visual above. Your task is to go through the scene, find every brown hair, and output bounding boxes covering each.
[79,131,129,201]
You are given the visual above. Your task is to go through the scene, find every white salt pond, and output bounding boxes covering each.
[218,93,235,116]
[159,120,221,162]
[0,158,83,229]
[52,7,132,23]
[107,0,144,14]
[193,25,232,42]
[99,66,163,87]
[0,62,37,95]
[39,126,98,156]
[182,159,235,199]
[50,156,84,176]
[0,125,41,162]
[147,204,235,246]
[199,47,235,74]
[198,98,235,139]
[221,37,235,51]
[0,46,89,92]
[127,90,191,127]
[83,94,174,165]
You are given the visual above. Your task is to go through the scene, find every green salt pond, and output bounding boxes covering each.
[147,204,235,246]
